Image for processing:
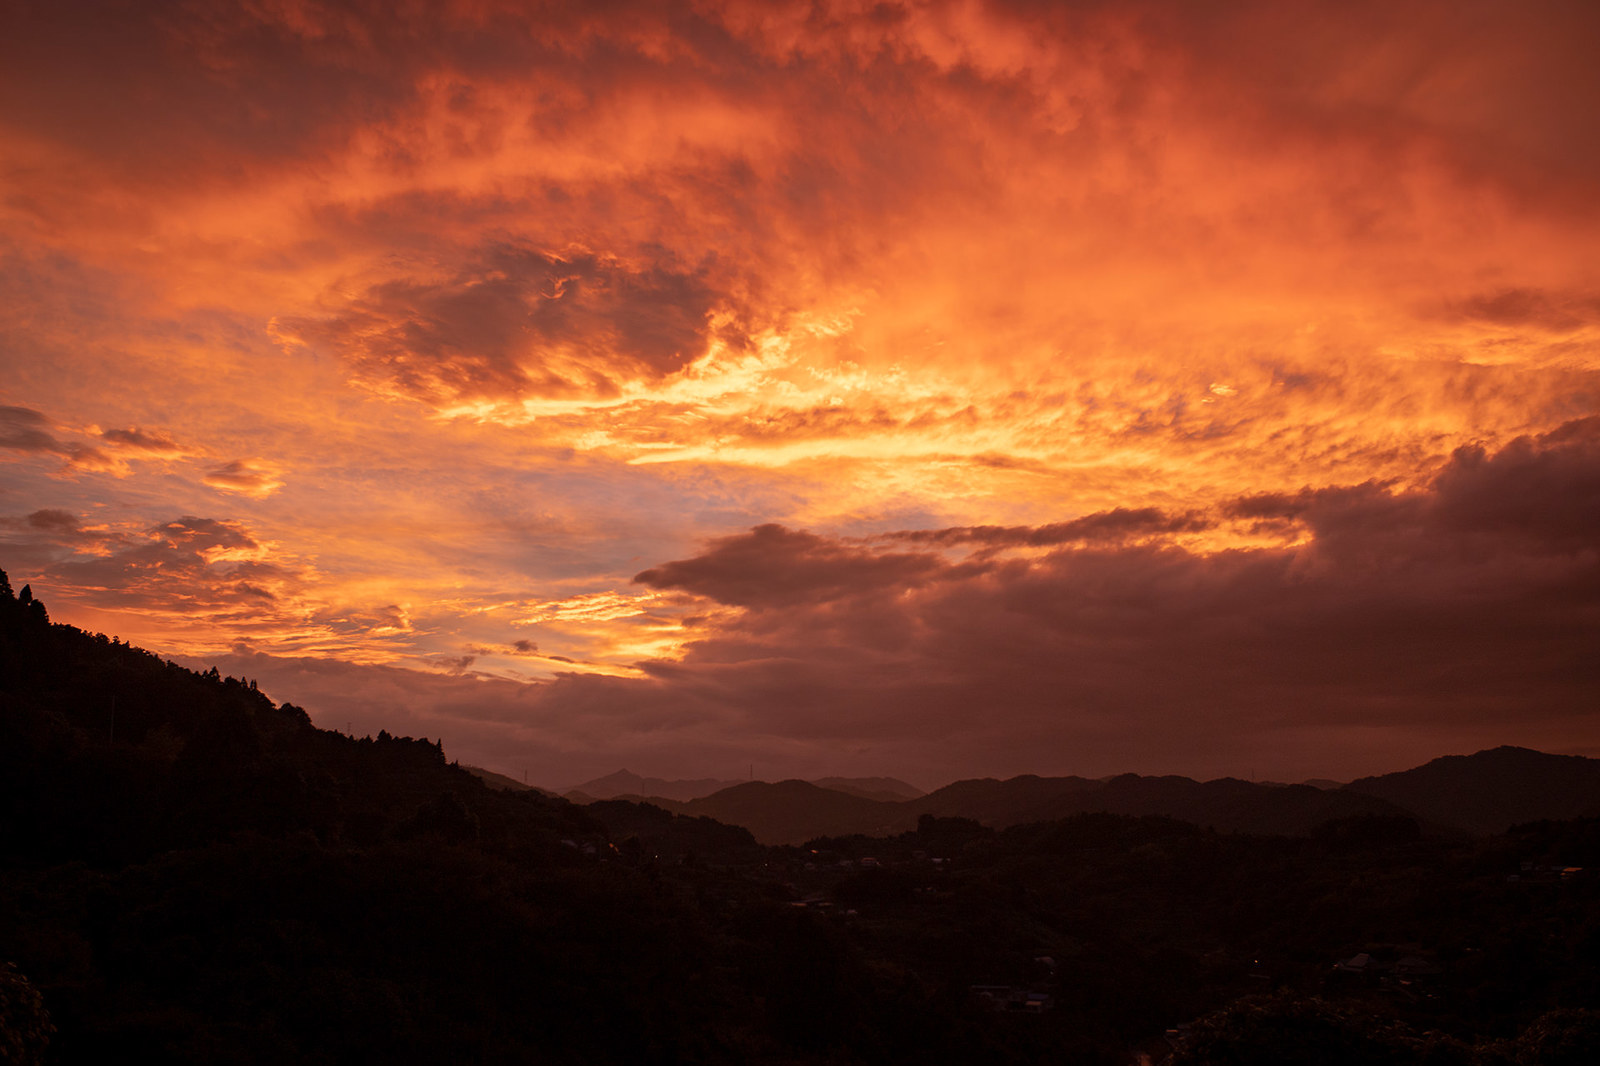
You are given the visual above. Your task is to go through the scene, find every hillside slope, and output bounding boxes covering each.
[1344,746,1600,834]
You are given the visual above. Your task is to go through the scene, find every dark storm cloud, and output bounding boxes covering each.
[1225,491,1315,523]
[0,509,91,575]
[26,509,80,533]
[202,460,283,497]
[425,654,477,674]
[606,420,1600,775]
[100,427,183,453]
[1425,288,1600,337]
[17,0,1593,191]
[2,0,610,187]
[1428,417,1600,548]
[23,515,298,618]
[0,406,60,453]
[634,523,951,608]
[885,506,1212,549]
[154,516,260,552]
[286,243,730,402]
[0,405,120,471]
[309,602,410,637]
[1133,0,1600,202]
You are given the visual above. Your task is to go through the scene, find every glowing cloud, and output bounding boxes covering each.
[2,0,1596,784]
[203,460,286,499]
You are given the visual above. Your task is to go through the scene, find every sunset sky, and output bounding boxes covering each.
[3,0,1597,788]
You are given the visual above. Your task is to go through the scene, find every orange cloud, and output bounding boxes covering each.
[2,0,1596,782]
[203,460,286,499]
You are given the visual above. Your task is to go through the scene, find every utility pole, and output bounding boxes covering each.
[109,694,115,746]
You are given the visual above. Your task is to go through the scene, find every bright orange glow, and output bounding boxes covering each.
[3,0,1597,785]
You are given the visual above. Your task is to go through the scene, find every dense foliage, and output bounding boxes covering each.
[3,568,1598,1064]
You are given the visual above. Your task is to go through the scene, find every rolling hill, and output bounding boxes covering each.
[582,756,1585,845]
[562,769,925,804]
[1343,746,1600,834]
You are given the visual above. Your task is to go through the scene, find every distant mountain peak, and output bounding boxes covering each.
[581,769,645,790]
[566,770,743,803]
[566,771,928,805]
[1344,746,1600,834]
[810,776,925,801]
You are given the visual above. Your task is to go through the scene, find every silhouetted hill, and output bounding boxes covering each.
[463,763,558,795]
[565,768,742,801]
[1343,746,1600,834]
[567,770,926,805]
[909,774,1102,824]
[581,799,764,864]
[680,780,903,845]
[812,776,925,801]
[0,582,600,867]
[624,771,1420,846]
[569,750,1600,847]
[901,773,1415,838]
[1035,774,1419,836]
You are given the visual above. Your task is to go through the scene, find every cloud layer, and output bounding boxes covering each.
[612,419,1600,779]
[2,0,1596,784]
[198,419,1599,785]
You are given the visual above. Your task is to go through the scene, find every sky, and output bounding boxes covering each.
[2,0,1597,789]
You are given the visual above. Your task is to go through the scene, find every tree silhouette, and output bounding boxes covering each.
[0,963,53,1066]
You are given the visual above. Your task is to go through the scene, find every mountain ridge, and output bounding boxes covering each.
[560,769,926,804]
[1342,745,1600,834]
[572,753,1597,846]
[9,564,1592,847]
